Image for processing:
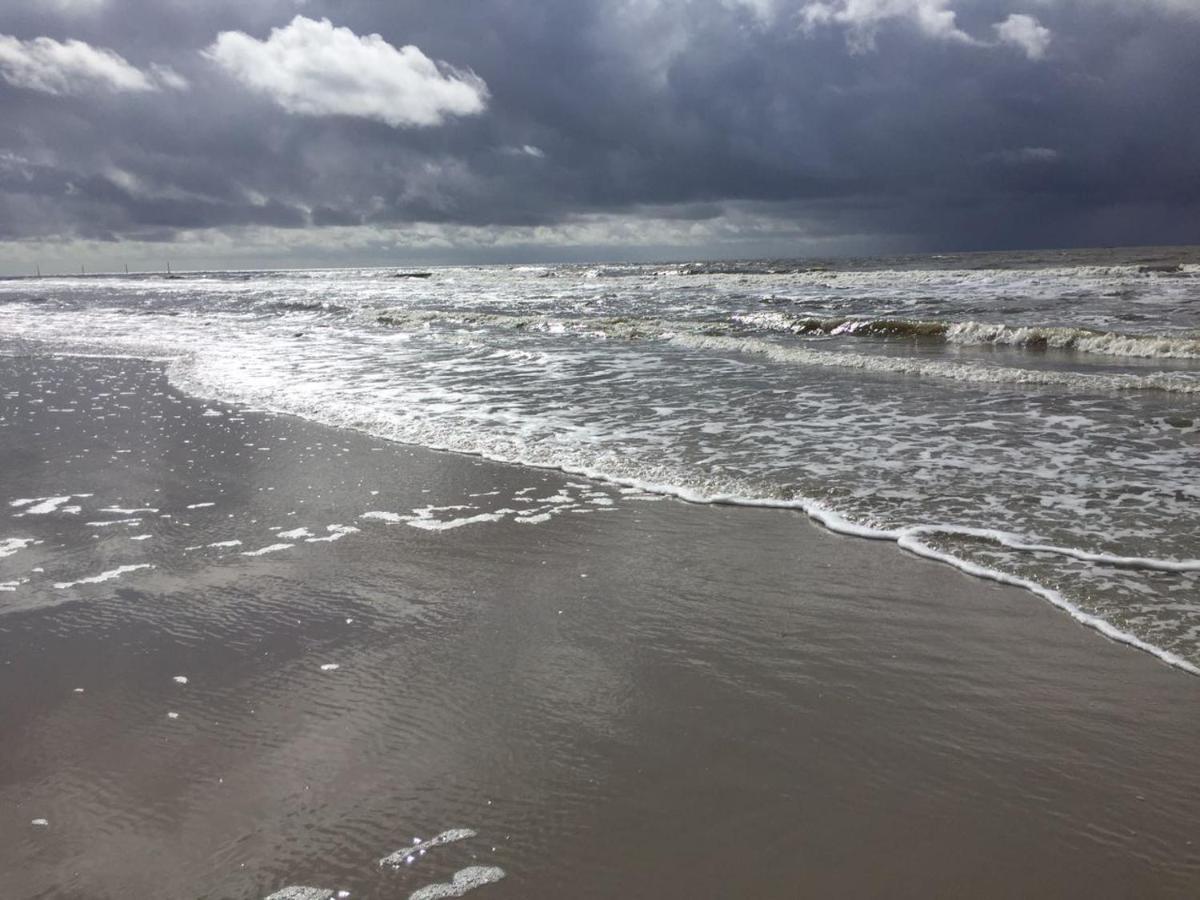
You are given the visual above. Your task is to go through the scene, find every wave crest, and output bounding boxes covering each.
[732,312,1200,359]
[674,333,1200,393]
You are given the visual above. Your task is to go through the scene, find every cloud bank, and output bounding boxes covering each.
[0,0,1197,271]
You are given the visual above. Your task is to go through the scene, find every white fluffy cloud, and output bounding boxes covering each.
[0,33,185,95]
[798,1,1054,57]
[994,13,1051,59]
[800,0,975,48]
[204,16,488,128]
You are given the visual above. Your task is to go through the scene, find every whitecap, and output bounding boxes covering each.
[54,563,154,589]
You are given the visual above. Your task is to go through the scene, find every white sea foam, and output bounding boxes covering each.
[361,511,406,523]
[263,889,333,900]
[277,527,314,539]
[408,867,506,900]
[12,495,90,515]
[54,563,154,589]
[380,829,478,868]
[405,507,519,531]
[305,524,360,542]
[242,543,293,556]
[0,537,38,558]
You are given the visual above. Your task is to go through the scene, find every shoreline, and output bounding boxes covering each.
[2,352,1198,899]
[163,346,1200,679]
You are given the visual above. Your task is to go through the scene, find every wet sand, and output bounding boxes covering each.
[1,354,1198,899]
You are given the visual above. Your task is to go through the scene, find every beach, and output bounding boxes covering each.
[3,0,1199,892]
[1,353,1197,899]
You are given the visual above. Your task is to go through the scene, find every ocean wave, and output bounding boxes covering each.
[894,531,1200,676]
[375,309,672,339]
[733,312,948,339]
[373,308,1200,391]
[379,307,1200,364]
[163,349,1200,677]
[945,321,1200,359]
[731,312,1200,360]
[673,333,1200,393]
[256,298,350,314]
[565,258,1198,280]
[6,285,1199,676]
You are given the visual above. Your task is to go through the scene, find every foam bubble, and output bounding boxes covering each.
[408,867,506,900]
[263,888,333,900]
[380,829,477,868]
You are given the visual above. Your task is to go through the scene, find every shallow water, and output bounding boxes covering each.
[1,246,1198,670]
[1,356,1198,900]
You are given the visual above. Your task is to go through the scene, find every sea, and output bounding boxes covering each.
[2,245,1198,673]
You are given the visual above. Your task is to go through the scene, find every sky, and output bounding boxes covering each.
[1,0,1198,273]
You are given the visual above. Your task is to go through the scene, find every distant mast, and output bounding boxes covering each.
[167,260,171,275]
[125,263,129,275]
[35,264,41,278]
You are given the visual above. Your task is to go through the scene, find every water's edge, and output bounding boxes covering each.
[120,348,1194,678]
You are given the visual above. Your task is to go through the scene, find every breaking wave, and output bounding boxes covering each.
[5,252,1200,676]
[731,312,1200,359]
[675,333,1200,393]
[376,309,675,340]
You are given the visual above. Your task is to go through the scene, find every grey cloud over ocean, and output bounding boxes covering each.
[0,0,1198,269]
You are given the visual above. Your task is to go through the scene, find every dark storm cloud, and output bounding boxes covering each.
[1,0,1199,258]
